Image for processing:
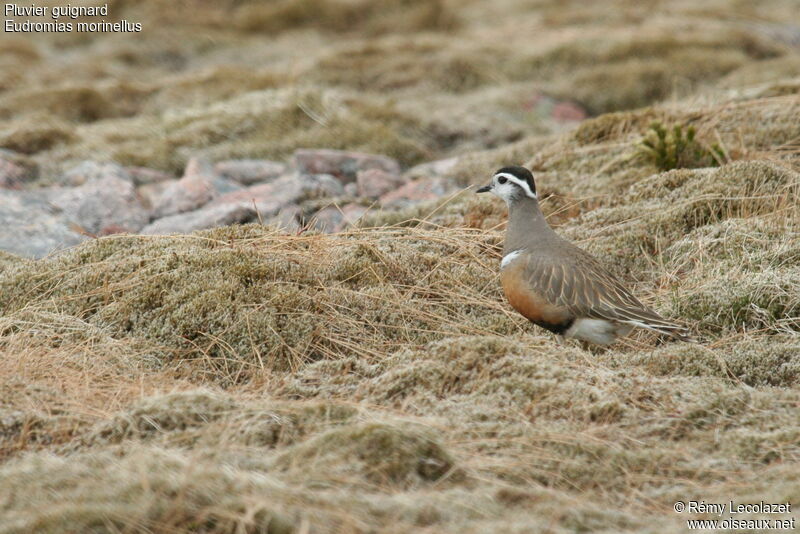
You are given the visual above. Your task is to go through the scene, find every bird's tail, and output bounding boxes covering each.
[613,307,697,343]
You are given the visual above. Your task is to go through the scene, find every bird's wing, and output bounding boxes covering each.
[522,248,692,339]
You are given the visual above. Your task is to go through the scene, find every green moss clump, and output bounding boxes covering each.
[639,122,725,171]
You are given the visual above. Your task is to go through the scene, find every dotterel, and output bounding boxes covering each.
[477,166,692,346]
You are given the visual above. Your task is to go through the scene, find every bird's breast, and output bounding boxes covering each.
[500,259,572,329]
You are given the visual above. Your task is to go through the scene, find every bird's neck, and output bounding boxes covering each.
[504,196,558,254]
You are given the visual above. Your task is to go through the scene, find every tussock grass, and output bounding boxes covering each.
[0,225,515,381]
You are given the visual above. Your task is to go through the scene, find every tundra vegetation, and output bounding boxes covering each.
[1,0,799,532]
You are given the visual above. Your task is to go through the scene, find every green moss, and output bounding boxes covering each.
[0,251,25,273]
[273,422,458,488]
[0,117,75,154]
[232,0,457,35]
[619,336,800,386]
[0,84,151,124]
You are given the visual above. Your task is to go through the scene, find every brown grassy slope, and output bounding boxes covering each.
[2,87,799,532]
[2,0,799,179]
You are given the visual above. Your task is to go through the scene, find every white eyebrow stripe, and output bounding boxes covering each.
[494,172,537,199]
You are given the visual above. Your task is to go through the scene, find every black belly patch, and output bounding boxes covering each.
[530,317,575,335]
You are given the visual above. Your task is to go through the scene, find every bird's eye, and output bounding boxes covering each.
[498,176,508,184]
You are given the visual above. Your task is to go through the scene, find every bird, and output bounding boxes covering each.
[476,165,692,346]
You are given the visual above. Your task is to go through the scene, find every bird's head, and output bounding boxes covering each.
[476,166,537,204]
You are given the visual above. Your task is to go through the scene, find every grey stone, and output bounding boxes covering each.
[140,203,256,235]
[0,189,88,258]
[344,182,358,197]
[267,205,301,232]
[211,176,245,195]
[215,159,287,186]
[61,161,133,187]
[137,181,173,210]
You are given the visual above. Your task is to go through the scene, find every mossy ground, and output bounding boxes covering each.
[2,0,800,533]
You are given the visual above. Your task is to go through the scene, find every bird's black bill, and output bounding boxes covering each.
[476,184,492,193]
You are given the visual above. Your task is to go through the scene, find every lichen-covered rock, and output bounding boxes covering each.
[49,174,149,235]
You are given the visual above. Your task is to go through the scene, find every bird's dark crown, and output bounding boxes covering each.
[494,166,536,195]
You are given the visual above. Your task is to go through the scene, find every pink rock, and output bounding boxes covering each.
[151,157,218,219]
[49,175,148,235]
[293,149,401,184]
[551,101,588,122]
[0,157,26,189]
[344,183,358,196]
[61,161,133,187]
[356,168,406,199]
[140,203,256,235]
[310,206,343,233]
[267,205,301,232]
[379,176,458,208]
[405,157,459,180]
[310,203,367,233]
[137,181,172,210]
[340,203,367,230]
[125,166,175,186]
[214,159,287,186]
[522,93,588,122]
